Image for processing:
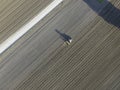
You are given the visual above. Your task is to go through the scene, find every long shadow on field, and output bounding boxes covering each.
[55,29,72,42]
[84,0,120,28]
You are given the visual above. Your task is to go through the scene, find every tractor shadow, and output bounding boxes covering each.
[55,29,72,42]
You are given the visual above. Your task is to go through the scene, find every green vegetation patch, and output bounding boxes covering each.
[97,0,104,3]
